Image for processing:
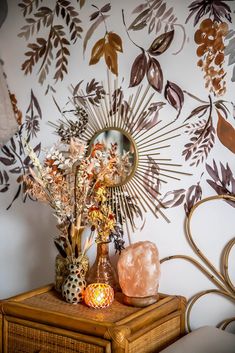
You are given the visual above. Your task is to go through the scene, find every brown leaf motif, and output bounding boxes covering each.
[160,189,185,208]
[83,15,109,54]
[148,30,174,56]
[183,118,215,166]
[143,157,161,200]
[217,110,235,153]
[71,79,105,106]
[129,2,178,37]
[18,1,83,85]
[129,51,147,87]
[184,183,202,216]
[136,102,165,131]
[89,38,105,65]
[147,57,163,93]
[206,160,235,207]
[110,87,124,115]
[132,3,148,15]
[128,8,150,31]
[0,90,42,208]
[108,32,123,52]
[186,0,232,26]
[89,32,122,75]
[100,3,111,13]
[164,80,184,112]
[104,42,118,76]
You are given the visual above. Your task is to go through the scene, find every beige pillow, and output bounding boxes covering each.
[160,326,235,353]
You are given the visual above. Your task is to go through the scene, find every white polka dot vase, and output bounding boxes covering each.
[62,263,86,304]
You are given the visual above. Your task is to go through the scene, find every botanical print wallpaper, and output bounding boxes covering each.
[0,0,235,330]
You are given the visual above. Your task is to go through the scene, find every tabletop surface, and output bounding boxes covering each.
[21,290,143,324]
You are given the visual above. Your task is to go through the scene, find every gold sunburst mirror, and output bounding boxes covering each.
[53,73,190,241]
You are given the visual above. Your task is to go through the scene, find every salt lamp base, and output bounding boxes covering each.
[123,294,159,307]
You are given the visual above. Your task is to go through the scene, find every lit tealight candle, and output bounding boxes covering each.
[84,283,114,309]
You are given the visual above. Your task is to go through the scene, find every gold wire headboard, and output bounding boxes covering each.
[161,194,235,332]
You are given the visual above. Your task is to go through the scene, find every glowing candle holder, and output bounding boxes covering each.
[84,283,114,309]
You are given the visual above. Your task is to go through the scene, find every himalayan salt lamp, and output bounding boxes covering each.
[117,241,160,307]
[84,283,114,309]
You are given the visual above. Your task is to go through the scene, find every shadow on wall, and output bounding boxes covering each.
[0,201,57,299]
[25,203,57,290]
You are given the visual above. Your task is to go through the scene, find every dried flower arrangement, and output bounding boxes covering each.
[88,186,116,242]
[23,132,126,263]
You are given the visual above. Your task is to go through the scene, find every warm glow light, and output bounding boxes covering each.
[84,283,114,308]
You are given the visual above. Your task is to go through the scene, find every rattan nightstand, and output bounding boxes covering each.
[0,284,186,353]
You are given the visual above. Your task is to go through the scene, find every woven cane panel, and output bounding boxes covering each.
[8,321,106,353]
[128,316,181,353]
[22,291,139,323]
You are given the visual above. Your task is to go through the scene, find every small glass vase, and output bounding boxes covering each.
[87,240,119,292]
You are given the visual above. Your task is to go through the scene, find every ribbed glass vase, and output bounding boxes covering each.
[86,240,119,292]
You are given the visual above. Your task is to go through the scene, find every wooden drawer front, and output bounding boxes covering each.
[6,320,110,353]
[127,315,181,353]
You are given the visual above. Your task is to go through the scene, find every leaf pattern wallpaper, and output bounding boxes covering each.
[0,0,235,329]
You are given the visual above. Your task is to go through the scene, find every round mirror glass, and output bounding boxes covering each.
[90,129,137,186]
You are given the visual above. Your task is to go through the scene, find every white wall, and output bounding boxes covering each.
[0,0,235,331]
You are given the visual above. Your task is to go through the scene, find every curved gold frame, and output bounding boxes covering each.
[161,194,235,331]
[88,127,139,187]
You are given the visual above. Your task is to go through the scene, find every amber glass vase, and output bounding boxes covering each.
[87,240,119,292]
